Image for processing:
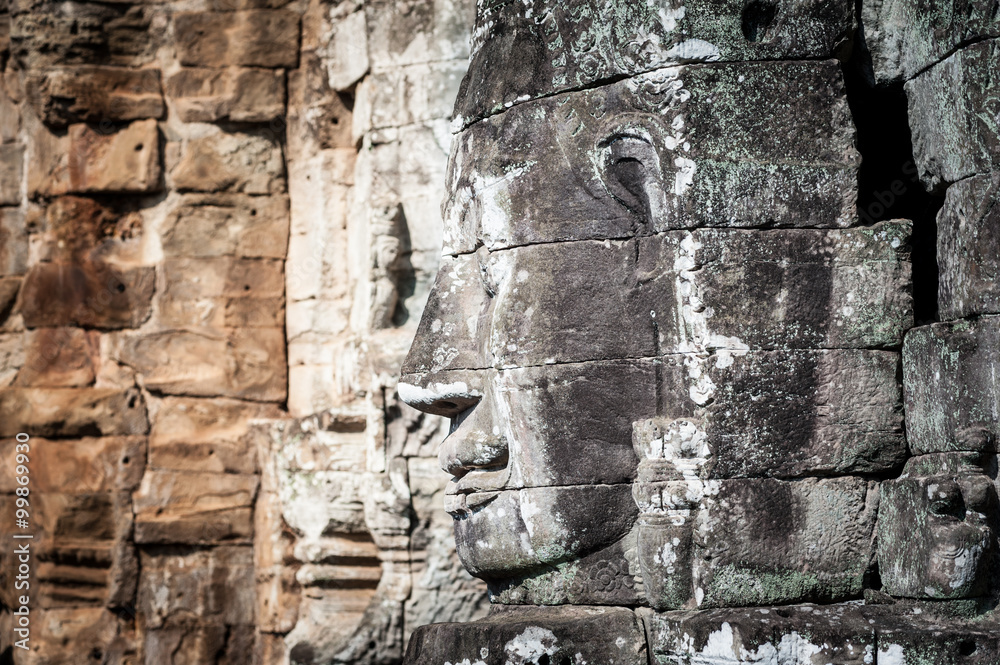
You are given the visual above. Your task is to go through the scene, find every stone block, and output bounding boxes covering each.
[468,225,911,372]
[138,545,255,627]
[903,317,1000,455]
[446,60,859,254]
[19,261,155,329]
[278,468,368,540]
[31,491,134,609]
[365,0,473,70]
[133,470,258,544]
[878,453,998,599]
[28,66,163,127]
[362,61,466,130]
[690,477,877,607]
[0,83,20,143]
[144,623,253,665]
[0,333,25,386]
[22,608,134,665]
[863,0,1000,83]
[29,119,161,196]
[11,0,158,70]
[875,624,1000,664]
[160,193,289,259]
[0,142,23,204]
[256,565,300,634]
[646,604,876,664]
[0,436,144,493]
[286,60,355,152]
[15,327,99,387]
[906,39,1000,192]
[158,256,284,327]
[166,67,285,123]
[321,6,369,91]
[0,207,28,276]
[174,10,300,68]
[169,128,285,194]
[455,0,853,125]
[112,327,286,402]
[0,387,148,437]
[149,396,282,474]
[938,173,1000,320]
[404,605,646,665]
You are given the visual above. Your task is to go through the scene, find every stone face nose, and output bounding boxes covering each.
[438,399,508,480]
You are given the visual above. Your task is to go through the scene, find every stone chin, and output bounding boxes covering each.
[446,484,638,581]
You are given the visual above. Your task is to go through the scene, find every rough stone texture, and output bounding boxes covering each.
[173,11,300,68]
[28,66,164,127]
[905,38,1000,192]
[863,0,1000,84]
[455,0,854,126]
[445,60,860,255]
[645,604,877,664]
[903,317,1000,456]
[400,0,1000,660]
[0,0,486,663]
[405,605,646,665]
[166,67,285,123]
[29,119,162,196]
[878,452,999,600]
[938,173,1000,320]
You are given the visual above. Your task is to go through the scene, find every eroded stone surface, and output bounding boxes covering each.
[906,38,1000,192]
[405,605,646,665]
[455,0,853,125]
[862,0,1000,84]
[938,173,1000,320]
[903,317,1000,456]
[445,60,859,254]
[878,453,999,600]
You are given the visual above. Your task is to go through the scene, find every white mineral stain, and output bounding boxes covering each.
[504,626,558,665]
[878,643,906,665]
[665,38,721,62]
[519,491,541,537]
[397,381,479,407]
[694,623,826,663]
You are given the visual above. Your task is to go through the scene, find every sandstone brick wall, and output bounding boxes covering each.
[0,1,486,663]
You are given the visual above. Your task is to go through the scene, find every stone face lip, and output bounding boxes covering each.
[444,60,859,255]
[455,0,854,125]
[862,0,1000,84]
[903,316,1000,456]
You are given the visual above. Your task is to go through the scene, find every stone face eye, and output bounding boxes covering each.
[928,484,966,520]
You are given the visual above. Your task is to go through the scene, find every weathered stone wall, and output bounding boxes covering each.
[0,1,486,663]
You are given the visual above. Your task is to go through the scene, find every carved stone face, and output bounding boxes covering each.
[398,59,917,607]
[878,453,999,599]
[397,22,923,607]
